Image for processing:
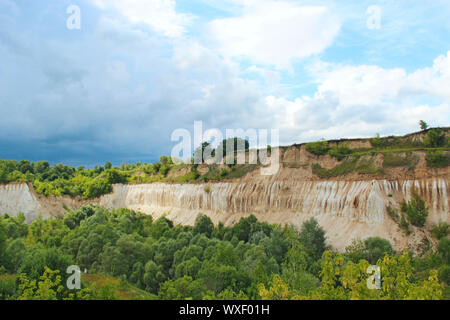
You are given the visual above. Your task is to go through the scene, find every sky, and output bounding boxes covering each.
[0,0,449,166]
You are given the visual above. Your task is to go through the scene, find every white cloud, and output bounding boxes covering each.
[263,51,450,143]
[209,1,341,69]
[93,0,192,38]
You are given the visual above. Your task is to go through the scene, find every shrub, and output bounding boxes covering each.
[400,188,428,227]
[312,157,359,178]
[83,179,112,199]
[424,128,447,148]
[431,222,450,240]
[306,141,329,156]
[371,133,383,148]
[399,214,410,235]
[328,143,352,160]
[383,153,407,167]
[387,206,399,222]
[439,265,450,284]
[0,276,17,299]
[105,169,128,184]
[426,151,449,168]
[219,168,228,178]
[356,160,381,175]
[437,238,450,264]
[364,237,395,264]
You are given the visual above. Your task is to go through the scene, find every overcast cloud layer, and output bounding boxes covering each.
[0,0,449,166]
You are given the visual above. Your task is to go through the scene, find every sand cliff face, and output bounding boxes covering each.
[97,178,449,250]
[0,183,85,223]
[0,178,448,250]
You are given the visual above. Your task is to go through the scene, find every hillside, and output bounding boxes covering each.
[0,128,449,251]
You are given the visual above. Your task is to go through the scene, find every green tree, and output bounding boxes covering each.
[437,238,450,264]
[258,275,300,300]
[298,218,327,261]
[424,128,446,147]
[364,237,395,264]
[158,276,208,300]
[193,215,214,237]
[105,169,127,184]
[419,120,428,130]
[0,221,6,266]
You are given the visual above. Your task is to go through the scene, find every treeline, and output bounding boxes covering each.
[0,207,448,300]
[0,157,176,199]
[0,138,255,199]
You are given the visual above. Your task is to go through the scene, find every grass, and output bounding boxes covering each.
[312,157,360,178]
[382,152,419,170]
[426,151,450,168]
[82,274,157,300]
[357,159,384,175]
[352,146,449,157]
[282,162,309,169]
[312,156,386,178]
[227,164,258,179]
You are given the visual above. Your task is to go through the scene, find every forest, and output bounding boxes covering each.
[0,205,448,300]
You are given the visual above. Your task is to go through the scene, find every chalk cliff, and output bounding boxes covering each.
[1,130,449,250]
[98,178,448,250]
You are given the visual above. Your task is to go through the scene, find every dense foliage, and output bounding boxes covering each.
[0,208,447,300]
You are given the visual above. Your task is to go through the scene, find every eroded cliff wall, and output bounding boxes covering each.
[1,178,448,250]
[0,183,85,223]
[98,178,449,250]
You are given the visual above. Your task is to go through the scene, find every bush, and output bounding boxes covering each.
[193,215,214,237]
[439,265,450,284]
[312,157,359,178]
[383,153,411,167]
[399,214,410,235]
[0,277,17,300]
[437,238,450,264]
[159,165,170,177]
[105,169,128,184]
[219,168,228,178]
[387,206,399,222]
[426,151,449,168]
[83,179,112,199]
[364,237,395,264]
[401,189,428,227]
[371,133,383,148]
[306,141,329,156]
[431,222,450,240]
[424,128,447,148]
[328,143,352,160]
